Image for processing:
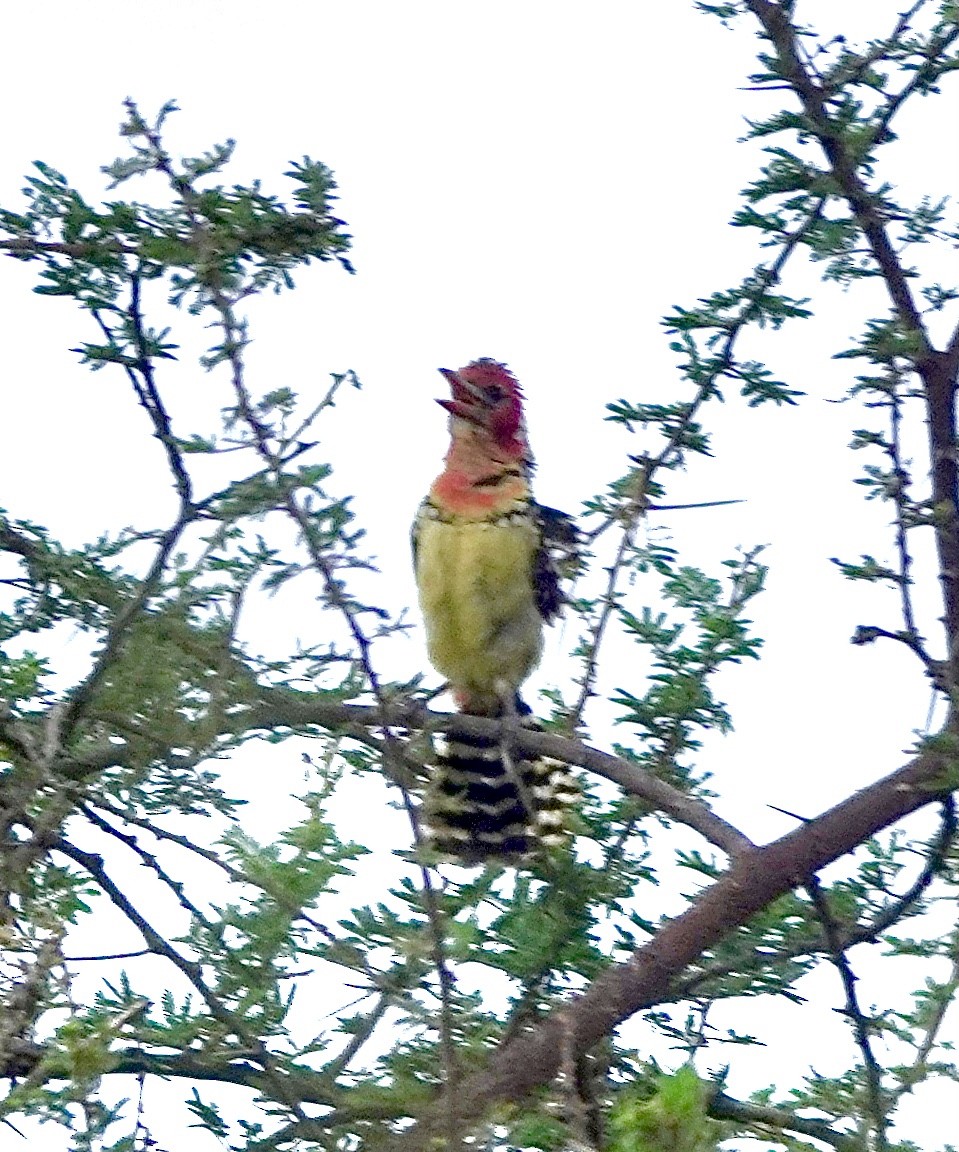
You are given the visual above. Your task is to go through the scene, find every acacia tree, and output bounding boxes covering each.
[2,4,959,1150]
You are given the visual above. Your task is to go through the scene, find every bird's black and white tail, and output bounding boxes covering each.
[423,706,577,863]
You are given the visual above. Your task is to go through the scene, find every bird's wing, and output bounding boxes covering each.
[532,503,581,623]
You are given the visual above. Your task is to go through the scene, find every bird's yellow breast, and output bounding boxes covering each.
[414,509,543,713]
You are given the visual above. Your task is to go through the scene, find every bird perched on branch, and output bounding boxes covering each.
[412,358,579,862]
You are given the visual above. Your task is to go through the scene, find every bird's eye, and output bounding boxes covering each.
[485,384,504,401]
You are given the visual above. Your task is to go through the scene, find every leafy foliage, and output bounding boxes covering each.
[2,5,959,1150]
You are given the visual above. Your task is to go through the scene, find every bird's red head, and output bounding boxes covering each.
[437,358,529,461]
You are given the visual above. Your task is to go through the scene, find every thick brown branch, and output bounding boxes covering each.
[924,353,959,660]
[393,739,957,1148]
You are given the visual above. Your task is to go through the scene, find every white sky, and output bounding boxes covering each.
[2,2,958,1148]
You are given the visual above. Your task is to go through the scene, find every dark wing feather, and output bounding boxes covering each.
[532,503,581,623]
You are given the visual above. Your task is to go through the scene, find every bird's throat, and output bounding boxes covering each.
[431,466,528,517]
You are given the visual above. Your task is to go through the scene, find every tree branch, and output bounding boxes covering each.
[47,835,311,1125]
[806,876,889,1148]
[62,694,754,858]
[745,0,929,343]
[576,196,825,725]
[392,736,957,1147]
[745,1,959,656]
[709,1089,863,1152]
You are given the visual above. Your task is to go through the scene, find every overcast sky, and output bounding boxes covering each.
[2,2,957,1148]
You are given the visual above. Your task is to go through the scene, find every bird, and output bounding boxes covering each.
[412,357,579,862]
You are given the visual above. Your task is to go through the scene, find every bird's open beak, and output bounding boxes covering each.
[436,367,483,423]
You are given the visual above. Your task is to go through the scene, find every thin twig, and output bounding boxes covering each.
[819,2,930,97]
[78,804,215,927]
[63,949,151,963]
[96,270,193,506]
[52,277,200,746]
[806,875,889,1150]
[50,834,313,1128]
[84,797,251,885]
[53,512,194,748]
[871,13,959,143]
[573,197,826,727]
[910,925,959,1070]
[886,380,923,647]
[0,237,138,259]
[395,781,460,1105]
[321,994,390,1081]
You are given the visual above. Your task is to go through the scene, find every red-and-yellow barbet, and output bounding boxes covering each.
[412,358,579,862]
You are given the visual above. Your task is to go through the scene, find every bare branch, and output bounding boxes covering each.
[228,696,757,857]
[78,803,215,928]
[709,1088,864,1152]
[59,692,754,855]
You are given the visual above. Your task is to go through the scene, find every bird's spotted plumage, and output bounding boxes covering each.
[412,358,579,861]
